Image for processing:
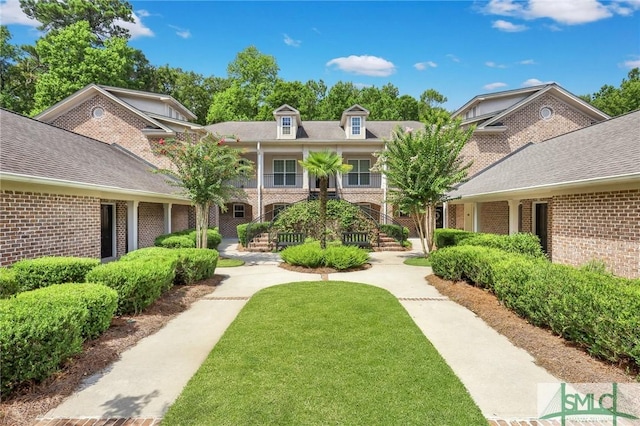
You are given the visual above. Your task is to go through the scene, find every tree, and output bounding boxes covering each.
[206,82,254,123]
[581,68,640,116]
[32,21,150,114]
[20,0,134,40]
[256,80,316,120]
[374,120,474,256]
[318,81,360,119]
[419,88,450,124]
[298,151,352,248]
[152,133,254,248]
[226,46,279,117]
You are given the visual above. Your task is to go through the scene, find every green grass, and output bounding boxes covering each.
[217,258,245,267]
[404,256,432,267]
[163,281,485,425]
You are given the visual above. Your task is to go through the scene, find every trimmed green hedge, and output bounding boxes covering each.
[155,228,222,250]
[0,283,118,396]
[122,247,218,285]
[0,267,18,298]
[11,257,100,292]
[237,222,270,246]
[434,229,544,258]
[86,257,176,315]
[281,243,369,271]
[430,245,640,368]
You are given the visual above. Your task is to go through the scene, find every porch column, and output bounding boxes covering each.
[163,203,172,234]
[381,162,388,223]
[127,200,139,252]
[442,202,449,228]
[302,147,309,190]
[257,142,263,217]
[463,202,476,232]
[336,147,343,190]
[508,199,520,235]
[473,202,480,232]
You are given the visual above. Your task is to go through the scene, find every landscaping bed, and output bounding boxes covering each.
[0,275,223,426]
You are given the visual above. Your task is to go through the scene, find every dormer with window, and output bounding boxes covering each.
[340,105,369,140]
[274,104,301,140]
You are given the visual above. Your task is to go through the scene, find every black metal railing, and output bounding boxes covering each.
[227,176,257,188]
[342,172,382,188]
[263,174,303,188]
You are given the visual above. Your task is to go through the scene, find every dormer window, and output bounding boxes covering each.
[282,116,292,135]
[351,117,361,136]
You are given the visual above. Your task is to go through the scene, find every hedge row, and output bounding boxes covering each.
[121,247,218,285]
[155,227,222,250]
[11,257,101,293]
[0,283,118,396]
[430,245,640,368]
[434,229,544,258]
[237,222,270,246]
[0,267,18,298]
[281,242,369,270]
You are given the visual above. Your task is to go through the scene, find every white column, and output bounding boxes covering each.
[257,142,263,216]
[442,202,449,228]
[335,147,343,190]
[127,200,139,252]
[302,146,309,190]
[508,199,520,235]
[472,202,480,232]
[163,203,172,234]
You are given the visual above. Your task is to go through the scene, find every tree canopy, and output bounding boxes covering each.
[581,68,640,117]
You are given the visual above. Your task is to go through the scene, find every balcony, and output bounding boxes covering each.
[342,172,382,189]
[228,173,382,190]
[228,176,257,189]
[263,173,303,189]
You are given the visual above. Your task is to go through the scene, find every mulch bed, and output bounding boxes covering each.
[426,274,639,383]
[0,276,224,426]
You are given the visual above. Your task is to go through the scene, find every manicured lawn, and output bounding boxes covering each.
[217,258,245,267]
[163,281,485,425]
[404,256,432,267]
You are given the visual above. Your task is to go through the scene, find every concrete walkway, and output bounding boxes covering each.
[40,238,559,423]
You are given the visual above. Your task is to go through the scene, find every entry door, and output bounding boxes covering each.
[101,204,114,258]
[534,203,548,254]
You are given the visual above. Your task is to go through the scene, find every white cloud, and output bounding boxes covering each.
[492,19,528,32]
[483,0,638,25]
[414,61,437,71]
[116,12,153,38]
[0,0,39,26]
[486,61,507,69]
[169,25,191,39]
[326,55,396,77]
[484,82,508,90]
[137,9,151,18]
[623,58,640,68]
[312,27,321,34]
[446,53,461,63]
[284,34,301,47]
[522,78,554,87]
[519,59,536,65]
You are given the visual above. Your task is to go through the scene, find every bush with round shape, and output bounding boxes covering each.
[323,246,369,270]
[0,268,18,298]
[11,257,100,292]
[280,242,324,268]
[122,247,218,285]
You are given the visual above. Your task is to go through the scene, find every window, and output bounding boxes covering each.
[281,116,292,135]
[273,203,288,219]
[347,159,370,186]
[233,204,245,218]
[273,159,297,186]
[351,116,361,135]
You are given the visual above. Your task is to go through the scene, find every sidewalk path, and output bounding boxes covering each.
[40,239,559,424]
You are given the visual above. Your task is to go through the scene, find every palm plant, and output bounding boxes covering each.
[299,151,352,248]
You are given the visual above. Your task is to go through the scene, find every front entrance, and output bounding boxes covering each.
[534,202,548,254]
[101,204,114,258]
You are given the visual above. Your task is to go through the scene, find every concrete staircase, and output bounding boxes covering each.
[246,232,273,252]
[373,232,406,251]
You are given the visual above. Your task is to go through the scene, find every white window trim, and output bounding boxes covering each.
[347,158,371,186]
[100,202,117,259]
[281,116,292,135]
[273,159,297,186]
[233,203,245,218]
[351,116,362,135]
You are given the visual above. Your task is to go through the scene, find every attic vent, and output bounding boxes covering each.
[539,106,554,120]
[92,107,105,119]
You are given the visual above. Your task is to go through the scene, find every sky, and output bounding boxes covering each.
[1,0,639,110]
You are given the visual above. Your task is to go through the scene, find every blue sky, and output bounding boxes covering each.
[1,0,639,110]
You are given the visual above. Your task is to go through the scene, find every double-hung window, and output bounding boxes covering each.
[233,204,245,218]
[347,159,370,186]
[273,159,296,186]
[351,116,361,136]
[281,116,292,135]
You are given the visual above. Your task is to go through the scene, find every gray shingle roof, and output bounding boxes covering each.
[205,120,423,142]
[451,110,640,198]
[0,109,185,198]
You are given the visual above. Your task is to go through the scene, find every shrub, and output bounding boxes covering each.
[157,235,196,248]
[122,247,218,285]
[323,246,369,270]
[579,258,612,276]
[155,227,222,250]
[11,257,100,292]
[459,233,544,258]
[237,222,271,246]
[434,229,474,248]
[86,257,176,315]
[379,224,409,243]
[280,242,324,268]
[0,268,18,298]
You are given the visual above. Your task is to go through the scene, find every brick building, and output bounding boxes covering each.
[0,109,191,266]
[448,110,640,278]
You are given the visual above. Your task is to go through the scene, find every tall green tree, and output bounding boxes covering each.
[153,133,254,248]
[298,151,352,248]
[419,88,450,124]
[318,81,360,120]
[581,68,640,117]
[31,20,150,115]
[20,0,134,40]
[374,120,473,256]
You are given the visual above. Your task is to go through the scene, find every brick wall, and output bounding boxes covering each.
[479,201,509,234]
[552,189,640,278]
[137,202,164,248]
[219,203,253,238]
[115,201,127,257]
[171,204,190,233]
[0,190,101,265]
[461,94,596,176]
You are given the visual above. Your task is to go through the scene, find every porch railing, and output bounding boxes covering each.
[263,173,303,188]
[342,172,382,189]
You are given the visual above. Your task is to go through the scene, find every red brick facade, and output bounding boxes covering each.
[137,202,165,248]
[479,201,509,235]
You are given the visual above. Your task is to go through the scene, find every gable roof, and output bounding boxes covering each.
[99,85,197,120]
[450,110,640,200]
[452,84,609,130]
[0,109,187,200]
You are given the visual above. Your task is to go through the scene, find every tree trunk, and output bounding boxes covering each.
[425,203,436,253]
[412,208,428,257]
[195,202,210,249]
[320,176,328,249]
